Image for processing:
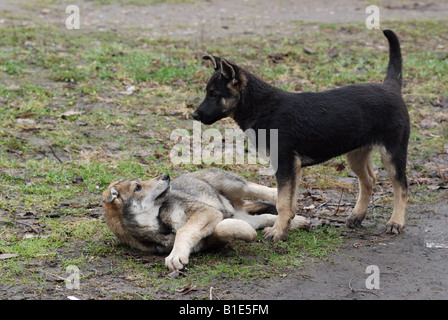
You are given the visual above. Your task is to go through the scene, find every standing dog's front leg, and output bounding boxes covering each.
[263,158,302,241]
[165,207,222,271]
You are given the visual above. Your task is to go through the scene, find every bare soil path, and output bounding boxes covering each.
[225,194,448,300]
[2,0,448,39]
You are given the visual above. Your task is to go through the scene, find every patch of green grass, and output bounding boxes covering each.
[93,226,344,293]
[0,60,25,75]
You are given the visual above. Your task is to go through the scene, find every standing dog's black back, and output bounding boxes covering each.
[193,30,410,240]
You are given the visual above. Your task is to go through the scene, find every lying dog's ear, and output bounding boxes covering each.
[102,187,119,204]
[202,54,220,71]
[220,59,236,83]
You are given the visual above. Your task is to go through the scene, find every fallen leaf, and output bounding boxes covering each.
[18,211,37,218]
[46,213,60,218]
[302,46,315,54]
[71,175,84,184]
[414,177,432,184]
[176,282,197,295]
[173,79,187,87]
[17,118,36,125]
[328,48,339,59]
[167,270,188,279]
[125,85,136,95]
[419,117,438,129]
[60,110,82,118]
[0,253,19,260]
[267,52,289,63]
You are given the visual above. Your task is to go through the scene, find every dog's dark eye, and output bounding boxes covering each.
[135,184,142,192]
[209,90,216,98]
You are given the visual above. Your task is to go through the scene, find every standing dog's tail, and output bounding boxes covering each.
[383,29,402,88]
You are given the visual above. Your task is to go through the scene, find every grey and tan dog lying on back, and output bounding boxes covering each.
[102,169,309,271]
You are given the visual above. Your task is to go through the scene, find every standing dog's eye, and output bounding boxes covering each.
[209,90,216,98]
[135,184,142,192]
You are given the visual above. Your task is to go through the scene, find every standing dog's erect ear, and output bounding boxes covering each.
[220,59,236,82]
[102,187,119,204]
[202,54,219,70]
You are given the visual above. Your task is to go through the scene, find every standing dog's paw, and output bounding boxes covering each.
[165,252,189,271]
[262,226,288,242]
[346,213,365,229]
[386,220,404,234]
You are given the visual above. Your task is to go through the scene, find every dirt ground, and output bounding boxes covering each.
[1,0,448,300]
[228,193,448,300]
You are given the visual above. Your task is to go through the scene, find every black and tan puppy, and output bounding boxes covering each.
[193,30,410,241]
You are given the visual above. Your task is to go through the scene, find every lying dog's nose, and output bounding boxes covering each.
[162,173,170,181]
[192,111,199,120]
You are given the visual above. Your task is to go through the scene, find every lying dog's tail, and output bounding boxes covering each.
[383,29,402,88]
[243,201,278,215]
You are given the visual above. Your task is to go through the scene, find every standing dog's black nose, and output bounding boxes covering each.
[192,111,199,120]
[161,173,170,181]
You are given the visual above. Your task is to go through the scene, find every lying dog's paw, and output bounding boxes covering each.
[165,252,189,271]
[214,219,257,242]
[290,215,310,231]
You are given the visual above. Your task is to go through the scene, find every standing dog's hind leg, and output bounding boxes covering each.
[380,148,408,234]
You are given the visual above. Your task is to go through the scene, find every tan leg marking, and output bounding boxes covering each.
[263,158,302,241]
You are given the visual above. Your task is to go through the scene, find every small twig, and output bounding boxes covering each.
[435,153,448,183]
[335,189,344,213]
[348,277,354,292]
[49,146,63,164]
[369,234,397,244]
[315,202,327,209]
[348,277,380,296]
[209,286,214,300]
[300,274,318,283]
[46,272,66,282]
[167,270,188,279]
[176,282,197,295]
[370,195,385,203]
[441,128,447,183]
[4,219,40,234]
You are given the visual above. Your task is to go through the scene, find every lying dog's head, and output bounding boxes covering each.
[101,174,171,250]
[192,54,246,125]
[102,173,171,208]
